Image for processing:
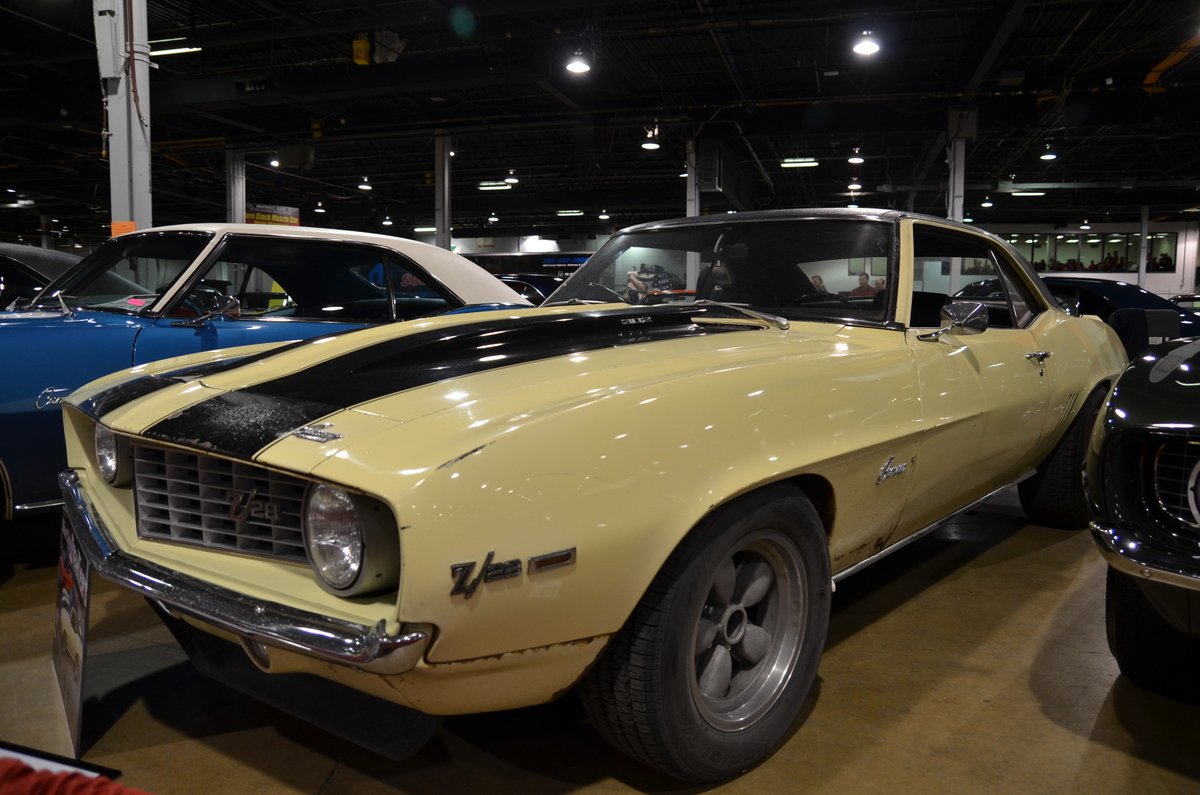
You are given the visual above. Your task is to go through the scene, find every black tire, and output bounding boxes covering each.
[1018,386,1105,529]
[1106,567,1200,702]
[579,484,831,782]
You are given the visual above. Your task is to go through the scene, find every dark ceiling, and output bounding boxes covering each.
[2,0,1200,246]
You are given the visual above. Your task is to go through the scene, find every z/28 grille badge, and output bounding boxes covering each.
[451,547,577,598]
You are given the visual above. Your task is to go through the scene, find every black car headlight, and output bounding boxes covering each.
[302,484,399,596]
[93,424,131,486]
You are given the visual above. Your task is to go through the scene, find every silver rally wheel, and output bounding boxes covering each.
[690,531,807,731]
[579,484,830,783]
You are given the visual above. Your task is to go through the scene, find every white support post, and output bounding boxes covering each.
[94,0,153,232]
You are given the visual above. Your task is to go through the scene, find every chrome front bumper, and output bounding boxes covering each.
[59,469,429,675]
[1090,520,1200,593]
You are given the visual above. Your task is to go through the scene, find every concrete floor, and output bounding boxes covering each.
[2,489,1199,794]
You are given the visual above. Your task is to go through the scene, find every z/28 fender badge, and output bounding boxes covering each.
[450,547,576,599]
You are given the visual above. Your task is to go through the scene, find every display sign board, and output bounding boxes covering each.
[246,203,301,226]
[52,520,92,759]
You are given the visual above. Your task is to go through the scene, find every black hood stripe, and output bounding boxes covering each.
[143,305,758,459]
[76,335,337,419]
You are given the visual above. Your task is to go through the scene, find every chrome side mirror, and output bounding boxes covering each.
[171,295,242,327]
[917,300,989,341]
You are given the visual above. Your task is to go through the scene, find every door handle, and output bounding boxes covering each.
[1025,351,1052,364]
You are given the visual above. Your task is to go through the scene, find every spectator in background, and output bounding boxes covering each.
[874,277,885,292]
[810,274,829,295]
[850,272,878,297]
[1158,252,1174,270]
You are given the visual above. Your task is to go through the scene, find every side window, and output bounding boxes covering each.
[0,261,42,305]
[912,226,1040,329]
[166,237,458,323]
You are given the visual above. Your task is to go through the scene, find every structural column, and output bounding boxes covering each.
[1137,205,1150,287]
[226,150,246,223]
[93,0,153,232]
[435,133,452,251]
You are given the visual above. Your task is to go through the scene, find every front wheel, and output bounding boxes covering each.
[579,485,831,782]
[1106,567,1200,702]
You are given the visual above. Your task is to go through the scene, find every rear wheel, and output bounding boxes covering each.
[1106,567,1200,702]
[1018,387,1105,529]
[579,485,830,782]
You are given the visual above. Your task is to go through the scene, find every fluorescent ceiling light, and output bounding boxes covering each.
[1012,191,1045,196]
[781,157,818,168]
[556,209,584,216]
[963,217,974,223]
[478,181,512,191]
[848,181,862,190]
[358,176,372,190]
[504,170,519,184]
[149,46,202,56]
[598,211,610,220]
[414,226,436,233]
[488,214,499,222]
[847,203,859,209]
[848,148,864,164]
[980,196,993,207]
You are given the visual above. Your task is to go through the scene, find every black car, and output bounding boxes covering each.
[956,276,1197,357]
[1088,337,1200,702]
[495,272,566,305]
[0,242,80,307]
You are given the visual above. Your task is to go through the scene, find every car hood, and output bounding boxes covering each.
[0,307,146,330]
[1107,337,1200,429]
[69,304,857,478]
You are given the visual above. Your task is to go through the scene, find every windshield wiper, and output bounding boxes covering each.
[543,297,607,306]
[55,292,75,317]
[693,299,789,331]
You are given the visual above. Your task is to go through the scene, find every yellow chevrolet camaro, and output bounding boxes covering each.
[60,209,1126,782]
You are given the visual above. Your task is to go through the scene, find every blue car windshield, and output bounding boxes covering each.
[23,231,213,313]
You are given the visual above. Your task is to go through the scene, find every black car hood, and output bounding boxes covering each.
[1108,337,1200,430]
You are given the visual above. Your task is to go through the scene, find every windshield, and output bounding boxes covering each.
[547,218,895,324]
[23,231,212,313]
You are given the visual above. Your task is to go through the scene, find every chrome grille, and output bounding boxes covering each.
[1153,440,1200,529]
[134,445,309,563]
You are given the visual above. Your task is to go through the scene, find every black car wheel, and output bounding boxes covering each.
[1018,386,1106,529]
[579,484,830,782]
[1106,567,1200,702]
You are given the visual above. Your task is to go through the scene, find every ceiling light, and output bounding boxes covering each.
[641,125,660,151]
[414,226,436,233]
[449,150,456,157]
[358,176,372,190]
[847,203,859,209]
[980,196,993,208]
[1080,222,1091,230]
[963,217,974,223]
[848,148,864,165]
[853,31,880,56]
[314,201,326,214]
[556,209,584,216]
[679,169,689,178]
[1012,191,1045,196]
[382,216,393,226]
[598,210,610,220]
[149,46,202,57]
[848,181,862,191]
[504,169,519,184]
[488,214,499,222]
[566,49,591,74]
[1039,143,1057,161]
[269,155,280,168]
[781,157,818,168]
[478,180,512,191]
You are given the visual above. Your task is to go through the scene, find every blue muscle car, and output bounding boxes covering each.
[0,223,529,519]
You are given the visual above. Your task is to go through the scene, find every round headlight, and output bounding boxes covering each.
[94,424,122,484]
[303,484,364,591]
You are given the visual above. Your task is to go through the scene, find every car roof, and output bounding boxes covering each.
[113,224,530,306]
[0,241,80,280]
